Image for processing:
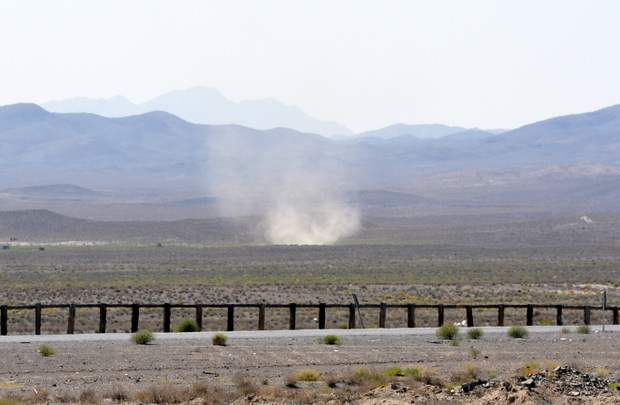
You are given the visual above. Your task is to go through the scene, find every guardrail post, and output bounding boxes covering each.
[258,304,265,330]
[407,304,415,328]
[318,303,326,329]
[379,303,387,328]
[613,308,619,325]
[466,306,474,327]
[131,303,140,332]
[498,304,504,326]
[67,304,76,334]
[163,303,171,332]
[195,304,203,331]
[35,303,42,335]
[526,305,534,326]
[556,305,563,326]
[1,305,7,335]
[584,306,591,325]
[99,304,107,333]
[437,304,444,327]
[348,303,356,329]
[289,303,296,330]
[227,305,234,331]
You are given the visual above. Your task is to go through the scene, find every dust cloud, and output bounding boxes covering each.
[205,127,361,245]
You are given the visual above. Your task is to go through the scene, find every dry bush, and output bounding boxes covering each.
[450,362,481,383]
[517,361,539,377]
[285,373,300,388]
[234,373,260,397]
[323,372,340,388]
[37,344,55,356]
[53,391,76,403]
[211,333,228,346]
[78,389,99,404]
[106,388,130,402]
[567,361,588,373]
[295,369,323,382]
[406,368,444,388]
[542,359,561,375]
[130,329,155,345]
[134,385,191,404]
[0,395,27,405]
[347,367,387,392]
[26,388,50,403]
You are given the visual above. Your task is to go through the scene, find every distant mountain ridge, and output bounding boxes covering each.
[42,86,353,137]
[1,102,620,219]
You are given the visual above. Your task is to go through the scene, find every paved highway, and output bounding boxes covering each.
[1,324,617,343]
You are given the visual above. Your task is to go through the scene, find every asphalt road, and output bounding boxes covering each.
[1,324,618,343]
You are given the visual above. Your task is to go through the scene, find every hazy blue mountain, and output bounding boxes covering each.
[356,123,467,139]
[1,184,101,198]
[42,96,141,117]
[42,86,353,137]
[2,102,620,215]
[442,129,495,140]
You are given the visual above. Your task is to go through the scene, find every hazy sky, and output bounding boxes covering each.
[2,1,620,132]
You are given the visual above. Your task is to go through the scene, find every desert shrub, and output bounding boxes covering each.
[107,389,130,402]
[0,397,27,405]
[404,366,427,376]
[323,373,340,388]
[384,366,404,376]
[450,362,480,383]
[295,369,323,382]
[467,328,484,340]
[436,323,459,340]
[518,361,539,376]
[38,344,55,356]
[609,380,620,390]
[542,359,560,374]
[78,389,99,404]
[595,367,609,377]
[576,324,591,334]
[54,391,76,403]
[507,325,529,339]
[320,334,342,345]
[211,333,228,346]
[134,385,189,404]
[561,327,571,334]
[567,361,587,373]
[348,367,387,388]
[285,373,300,388]
[470,347,481,359]
[175,318,200,332]
[234,374,259,396]
[406,369,444,387]
[130,329,155,345]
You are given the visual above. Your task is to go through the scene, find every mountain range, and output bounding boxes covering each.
[1,101,620,221]
[42,87,506,140]
[42,87,353,137]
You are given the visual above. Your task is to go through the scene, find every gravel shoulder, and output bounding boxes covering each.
[1,326,619,403]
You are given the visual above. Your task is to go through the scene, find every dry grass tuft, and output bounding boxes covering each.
[234,373,260,397]
[211,333,228,346]
[78,389,99,404]
[450,362,481,383]
[106,388,130,402]
[134,384,191,404]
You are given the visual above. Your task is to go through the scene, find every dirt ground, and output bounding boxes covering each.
[1,327,619,404]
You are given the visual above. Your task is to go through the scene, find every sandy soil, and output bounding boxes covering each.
[1,327,619,404]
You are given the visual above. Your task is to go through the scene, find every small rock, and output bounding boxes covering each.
[520,378,536,388]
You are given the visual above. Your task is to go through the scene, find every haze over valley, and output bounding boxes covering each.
[1,94,620,244]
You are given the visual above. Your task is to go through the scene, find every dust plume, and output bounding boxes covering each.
[205,127,361,245]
